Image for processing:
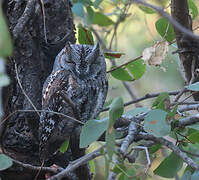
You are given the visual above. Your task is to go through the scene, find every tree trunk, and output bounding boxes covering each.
[0,0,89,179]
[171,0,199,100]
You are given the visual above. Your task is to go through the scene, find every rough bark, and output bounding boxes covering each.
[0,0,91,179]
[171,0,199,100]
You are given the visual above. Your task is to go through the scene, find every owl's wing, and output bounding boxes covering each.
[39,69,76,161]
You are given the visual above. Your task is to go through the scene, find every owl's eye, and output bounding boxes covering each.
[65,61,75,65]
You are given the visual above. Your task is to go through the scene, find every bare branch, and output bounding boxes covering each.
[48,146,104,180]
[178,114,199,127]
[138,132,199,170]
[102,90,180,112]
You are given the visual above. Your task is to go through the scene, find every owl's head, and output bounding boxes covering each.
[58,42,106,79]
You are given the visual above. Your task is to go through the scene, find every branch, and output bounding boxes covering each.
[137,132,199,170]
[48,146,104,180]
[12,0,37,40]
[106,55,142,73]
[102,90,180,112]
[132,0,199,40]
[178,114,199,127]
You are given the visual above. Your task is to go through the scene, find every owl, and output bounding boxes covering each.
[39,42,108,161]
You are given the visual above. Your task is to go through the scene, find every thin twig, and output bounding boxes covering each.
[132,0,199,40]
[102,90,180,112]
[134,146,151,173]
[14,62,40,117]
[106,56,142,73]
[1,109,84,126]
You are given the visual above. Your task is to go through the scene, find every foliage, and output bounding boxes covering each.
[2,0,199,179]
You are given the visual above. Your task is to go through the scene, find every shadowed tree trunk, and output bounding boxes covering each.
[171,0,199,100]
[0,0,91,179]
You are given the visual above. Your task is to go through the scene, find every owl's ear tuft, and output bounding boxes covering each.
[92,42,100,55]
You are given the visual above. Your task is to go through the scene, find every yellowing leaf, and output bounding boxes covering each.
[142,41,168,66]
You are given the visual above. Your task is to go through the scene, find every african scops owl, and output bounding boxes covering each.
[39,42,108,161]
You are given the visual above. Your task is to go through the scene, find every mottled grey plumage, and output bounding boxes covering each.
[39,42,108,161]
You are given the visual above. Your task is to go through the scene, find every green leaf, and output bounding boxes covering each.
[106,130,115,160]
[78,25,94,45]
[188,131,199,143]
[93,0,103,8]
[154,152,183,178]
[86,6,94,21]
[109,97,124,129]
[0,7,13,57]
[0,73,10,87]
[104,155,110,179]
[185,82,199,91]
[118,168,136,180]
[59,140,69,153]
[126,59,146,80]
[191,171,199,180]
[80,118,108,148]
[123,107,150,118]
[113,162,126,174]
[152,92,170,110]
[144,109,170,137]
[0,154,13,171]
[72,3,85,17]
[188,0,198,19]
[168,104,178,118]
[180,170,191,180]
[139,5,156,14]
[104,52,125,59]
[149,144,161,154]
[188,123,199,131]
[155,18,175,42]
[88,12,114,26]
[89,159,96,176]
[111,67,132,81]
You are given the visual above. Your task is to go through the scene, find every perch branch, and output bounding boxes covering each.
[48,146,104,180]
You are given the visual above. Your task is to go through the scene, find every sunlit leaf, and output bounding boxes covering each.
[155,18,175,42]
[109,97,124,129]
[59,140,69,153]
[88,11,114,26]
[188,0,198,19]
[106,130,115,160]
[111,67,132,81]
[78,25,94,45]
[126,59,146,80]
[80,118,108,148]
[154,152,183,178]
[0,154,13,171]
[149,144,161,154]
[89,159,96,176]
[152,92,170,110]
[188,131,199,143]
[139,5,156,14]
[144,109,170,137]
[0,6,13,57]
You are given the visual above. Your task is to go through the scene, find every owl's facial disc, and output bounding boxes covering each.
[75,61,89,76]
